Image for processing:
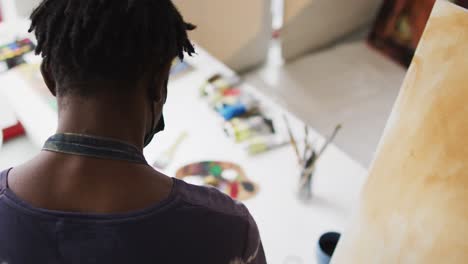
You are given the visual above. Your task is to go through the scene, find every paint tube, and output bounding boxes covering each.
[200,74,242,97]
[219,95,258,120]
[242,135,288,155]
[224,116,273,142]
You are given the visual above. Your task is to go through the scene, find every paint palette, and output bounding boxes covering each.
[176,161,259,200]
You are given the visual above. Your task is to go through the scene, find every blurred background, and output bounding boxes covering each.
[7,0,467,167]
[12,0,465,168]
[0,0,419,167]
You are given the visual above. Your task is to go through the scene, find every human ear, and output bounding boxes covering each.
[40,61,57,97]
[153,63,171,104]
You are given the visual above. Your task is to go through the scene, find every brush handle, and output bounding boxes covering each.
[165,132,188,157]
[302,125,341,173]
[316,124,342,158]
[283,115,302,164]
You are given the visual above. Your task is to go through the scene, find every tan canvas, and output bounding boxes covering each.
[332,1,468,263]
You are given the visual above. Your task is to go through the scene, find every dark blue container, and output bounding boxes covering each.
[316,232,341,264]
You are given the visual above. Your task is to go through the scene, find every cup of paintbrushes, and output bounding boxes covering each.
[298,151,316,200]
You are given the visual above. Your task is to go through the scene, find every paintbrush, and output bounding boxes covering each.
[153,131,188,169]
[304,150,317,170]
[298,125,342,193]
[303,125,311,162]
[303,124,342,176]
[283,115,302,164]
[299,150,317,188]
[317,124,342,157]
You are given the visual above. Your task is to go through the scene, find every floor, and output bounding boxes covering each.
[240,0,407,167]
[243,40,406,167]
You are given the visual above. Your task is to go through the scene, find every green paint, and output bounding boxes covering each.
[209,164,223,177]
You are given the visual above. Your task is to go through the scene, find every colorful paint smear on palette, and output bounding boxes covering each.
[10,63,58,111]
[176,161,258,200]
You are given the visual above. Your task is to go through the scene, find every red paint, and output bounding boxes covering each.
[2,122,25,142]
[229,182,239,199]
[223,89,241,96]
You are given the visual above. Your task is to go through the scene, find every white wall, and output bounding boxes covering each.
[13,0,41,18]
[0,0,18,21]
[0,0,35,42]
[281,0,382,61]
[174,0,272,72]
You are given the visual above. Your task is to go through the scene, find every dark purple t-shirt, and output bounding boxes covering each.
[0,169,266,264]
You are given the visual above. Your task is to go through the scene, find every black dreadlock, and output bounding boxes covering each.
[29,0,195,95]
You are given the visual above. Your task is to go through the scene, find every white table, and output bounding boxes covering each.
[0,44,368,263]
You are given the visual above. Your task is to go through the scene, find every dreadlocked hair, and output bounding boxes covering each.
[29,0,195,95]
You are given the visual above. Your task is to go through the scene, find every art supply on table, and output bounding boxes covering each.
[316,124,342,157]
[153,131,188,169]
[223,88,241,96]
[212,75,241,91]
[200,74,242,97]
[202,76,246,113]
[218,95,259,120]
[298,124,342,200]
[1,122,25,143]
[176,161,258,200]
[283,115,303,164]
[303,125,311,162]
[298,151,316,200]
[219,102,249,120]
[199,73,284,155]
[303,124,342,177]
[207,74,222,83]
[0,38,35,73]
[224,116,274,142]
[0,101,25,143]
[242,135,289,155]
[316,232,341,264]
